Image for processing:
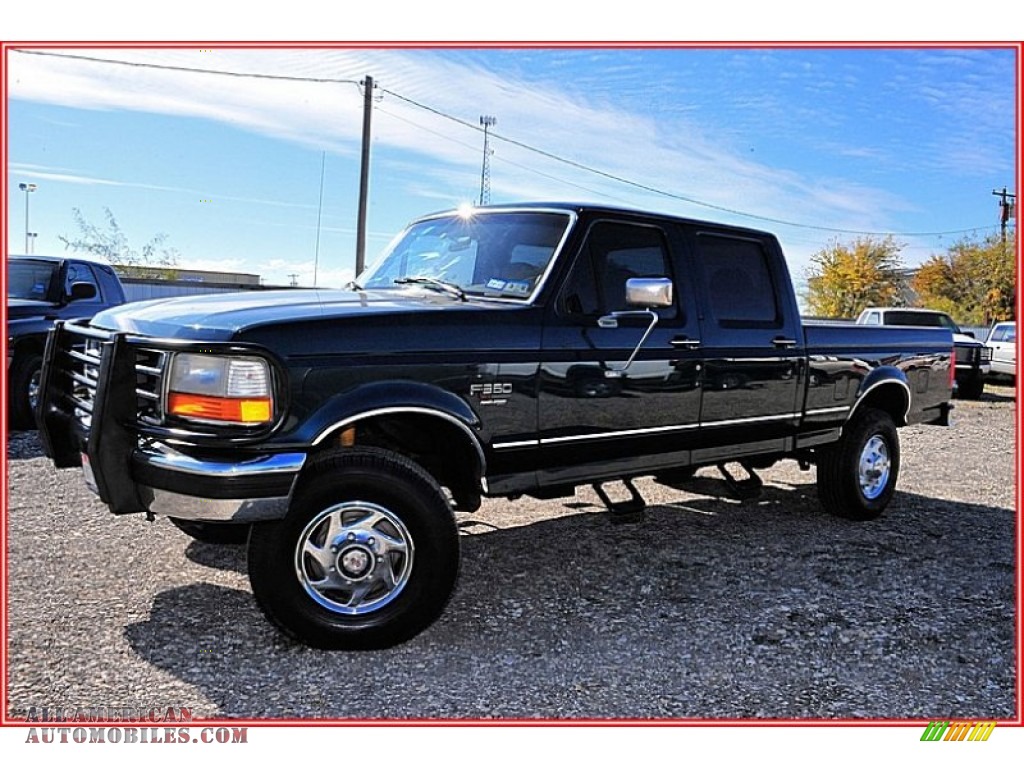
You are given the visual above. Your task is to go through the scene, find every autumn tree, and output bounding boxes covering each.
[804,236,906,318]
[911,233,1016,325]
[59,207,179,279]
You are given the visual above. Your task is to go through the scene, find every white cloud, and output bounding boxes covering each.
[7,48,910,247]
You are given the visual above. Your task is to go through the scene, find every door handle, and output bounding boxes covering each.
[670,336,701,349]
[772,337,798,349]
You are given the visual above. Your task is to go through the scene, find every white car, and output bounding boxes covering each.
[985,321,1016,380]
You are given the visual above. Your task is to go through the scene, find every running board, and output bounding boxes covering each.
[592,479,646,522]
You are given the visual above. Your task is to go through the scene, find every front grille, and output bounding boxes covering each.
[134,347,168,425]
[65,336,102,428]
[954,344,988,366]
[59,326,168,431]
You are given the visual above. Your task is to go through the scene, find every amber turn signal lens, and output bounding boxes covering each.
[168,392,272,424]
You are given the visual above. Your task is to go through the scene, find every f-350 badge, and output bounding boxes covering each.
[470,382,512,405]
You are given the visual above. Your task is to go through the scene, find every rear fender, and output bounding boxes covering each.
[847,367,912,427]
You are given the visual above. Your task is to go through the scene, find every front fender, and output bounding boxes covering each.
[294,380,482,447]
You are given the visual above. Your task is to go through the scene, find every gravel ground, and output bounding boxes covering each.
[5,386,1017,721]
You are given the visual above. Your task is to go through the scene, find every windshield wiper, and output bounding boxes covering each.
[394,276,467,302]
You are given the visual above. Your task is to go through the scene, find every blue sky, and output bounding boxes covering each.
[5,45,1018,289]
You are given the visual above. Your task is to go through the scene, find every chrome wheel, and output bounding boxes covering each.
[27,366,42,412]
[294,500,414,616]
[858,435,891,500]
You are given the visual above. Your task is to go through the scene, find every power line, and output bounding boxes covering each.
[14,49,361,86]
[14,49,996,239]
[376,105,633,203]
[381,88,993,238]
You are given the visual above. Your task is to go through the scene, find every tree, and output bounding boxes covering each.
[804,236,905,318]
[59,207,179,279]
[911,233,1016,325]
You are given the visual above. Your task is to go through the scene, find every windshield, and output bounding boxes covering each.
[6,260,59,301]
[360,211,572,300]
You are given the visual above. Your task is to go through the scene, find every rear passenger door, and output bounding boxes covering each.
[685,228,805,462]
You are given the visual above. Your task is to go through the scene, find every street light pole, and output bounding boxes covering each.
[19,183,37,253]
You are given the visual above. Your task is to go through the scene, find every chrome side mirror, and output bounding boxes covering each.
[626,277,673,308]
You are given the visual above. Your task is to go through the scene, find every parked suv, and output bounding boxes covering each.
[856,307,990,399]
[6,254,126,429]
[985,321,1016,381]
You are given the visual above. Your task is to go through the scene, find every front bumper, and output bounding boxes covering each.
[133,443,305,521]
[37,320,302,522]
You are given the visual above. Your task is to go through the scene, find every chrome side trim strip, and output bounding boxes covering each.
[698,412,801,429]
[804,406,851,416]
[311,406,487,476]
[492,439,539,450]
[493,412,802,450]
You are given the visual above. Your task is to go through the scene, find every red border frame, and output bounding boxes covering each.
[0,39,1020,730]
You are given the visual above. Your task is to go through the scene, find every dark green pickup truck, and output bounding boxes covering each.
[36,204,954,649]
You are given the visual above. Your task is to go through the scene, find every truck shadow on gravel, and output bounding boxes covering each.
[123,486,1016,720]
[5,430,46,461]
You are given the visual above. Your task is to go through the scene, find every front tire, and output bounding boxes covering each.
[957,372,985,400]
[9,352,43,431]
[247,447,460,650]
[816,408,900,521]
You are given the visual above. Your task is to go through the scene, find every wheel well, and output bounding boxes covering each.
[11,336,46,361]
[313,413,483,512]
[849,381,910,427]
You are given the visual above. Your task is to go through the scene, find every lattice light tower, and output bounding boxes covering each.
[479,115,496,206]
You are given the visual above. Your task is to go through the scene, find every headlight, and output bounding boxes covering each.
[167,353,274,426]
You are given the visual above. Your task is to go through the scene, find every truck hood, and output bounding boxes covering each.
[89,288,490,340]
[953,332,982,346]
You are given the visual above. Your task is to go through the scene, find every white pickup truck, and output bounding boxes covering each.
[984,321,1016,381]
[856,307,991,399]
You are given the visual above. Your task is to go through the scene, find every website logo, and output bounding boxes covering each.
[920,721,997,742]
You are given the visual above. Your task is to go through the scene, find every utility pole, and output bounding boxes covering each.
[478,115,496,206]
[355,75,375,277]
[992,187,1016,246]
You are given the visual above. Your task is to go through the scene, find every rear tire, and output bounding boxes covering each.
[816,408,900,521]
[247,447,459,650]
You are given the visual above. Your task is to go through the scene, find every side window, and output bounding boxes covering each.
[65,262,101,303]
[697,234,780,327]
[560,221,677,319]
[865,312,881,325]
[994,325,1015,342]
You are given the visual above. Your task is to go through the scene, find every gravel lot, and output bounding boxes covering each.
[5,386,1017,721]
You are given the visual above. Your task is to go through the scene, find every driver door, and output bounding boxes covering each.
[537,218,703,484]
